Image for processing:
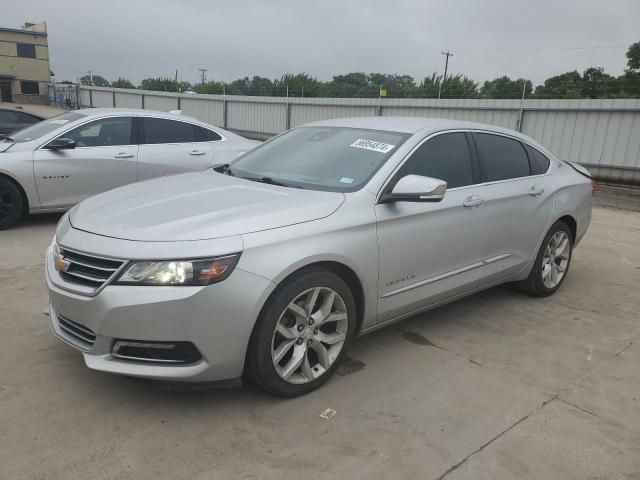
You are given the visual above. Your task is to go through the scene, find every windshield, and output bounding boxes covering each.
[4,111,86,143]
[229,126,410,192]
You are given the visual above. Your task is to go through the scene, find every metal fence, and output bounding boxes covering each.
[76,86,640,186]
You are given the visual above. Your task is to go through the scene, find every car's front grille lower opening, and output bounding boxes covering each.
[59,248,124,291]
[57,314,96,349]
[111,340,202,364]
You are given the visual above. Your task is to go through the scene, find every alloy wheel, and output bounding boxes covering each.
[542,231,570,288]
[271,286,348,384]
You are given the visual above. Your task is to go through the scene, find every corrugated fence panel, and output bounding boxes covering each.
[180,97,224,126]
[291,104,377,127]
[79,88,91,107]
[77,87,640,185]
[143,94,179,112]
[227,100,286,134]
[91,90,113,107]
[114,92,142,109]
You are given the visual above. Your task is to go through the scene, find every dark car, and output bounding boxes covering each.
[0,107,44,139]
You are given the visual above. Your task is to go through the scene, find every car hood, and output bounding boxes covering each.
[0,141,34,153]
[69,170,345,241]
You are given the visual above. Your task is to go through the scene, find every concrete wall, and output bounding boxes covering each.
[79,86,640,185]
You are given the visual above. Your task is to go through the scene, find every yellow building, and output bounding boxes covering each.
[0,22,51,104]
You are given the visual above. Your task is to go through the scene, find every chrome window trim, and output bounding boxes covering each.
[375,128,553,204]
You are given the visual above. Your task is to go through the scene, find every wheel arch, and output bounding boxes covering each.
[256,259,367,334]
[0,171,29,215]
[555,214,577,243]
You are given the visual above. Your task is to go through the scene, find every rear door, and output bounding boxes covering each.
[33,116,138,208]
[137,117,215,180]
[471,132,554,279]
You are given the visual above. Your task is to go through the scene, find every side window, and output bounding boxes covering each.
[474,133,531,182]
[143,118,196,144]
[17,43,36,58]
[64,117,133,147]
[525,145,551,175]
[195,125,222,142]
[395,133,475,188]
[20,81,40,95]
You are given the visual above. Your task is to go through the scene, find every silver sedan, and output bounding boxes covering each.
[45,117,593,396]
[0,108,259,229]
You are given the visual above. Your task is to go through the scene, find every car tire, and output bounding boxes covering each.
[246,268,356,397]
[517,221,573,297]
[0,178,24,230]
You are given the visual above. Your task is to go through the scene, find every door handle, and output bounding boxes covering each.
[189,150,206,156]
[529,186,545,197]
[463,195,485,208]
[114,152,134,159]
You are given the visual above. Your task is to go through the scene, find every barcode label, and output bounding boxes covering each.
[349,138,395,153]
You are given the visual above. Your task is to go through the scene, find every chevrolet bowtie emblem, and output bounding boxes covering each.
[54,255,71,273]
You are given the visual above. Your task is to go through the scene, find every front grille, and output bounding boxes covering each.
[57,314,96,350]
[58,247,124,291]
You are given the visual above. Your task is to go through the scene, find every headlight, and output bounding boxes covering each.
[114,255,239,286]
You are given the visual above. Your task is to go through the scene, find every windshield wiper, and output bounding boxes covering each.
[242,175,304,189]
[2,136,14,142]
[213,163,235,176]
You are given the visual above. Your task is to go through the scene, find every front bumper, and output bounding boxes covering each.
[46,244,275,382]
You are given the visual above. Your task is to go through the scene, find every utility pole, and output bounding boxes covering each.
[198,68,207,87]
[438,51,453,99]
[87,70,93,86]
[175,69,178,91]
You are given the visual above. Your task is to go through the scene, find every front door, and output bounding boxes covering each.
[34,116,138,208]
[138,117,214,180]
[375,132,488,323]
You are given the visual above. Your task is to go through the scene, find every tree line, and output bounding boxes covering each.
[77,41,640,99]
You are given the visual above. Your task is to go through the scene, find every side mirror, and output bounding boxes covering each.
[381,174,447,203]
[45,138,76,150]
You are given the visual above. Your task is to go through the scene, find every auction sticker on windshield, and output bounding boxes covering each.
[350,138,395,153]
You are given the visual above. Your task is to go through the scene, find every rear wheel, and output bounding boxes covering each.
[246,269,356,397]
[517,221,573,296]
[0,178,24,230]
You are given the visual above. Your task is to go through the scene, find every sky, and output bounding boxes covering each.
[3,0,639,86]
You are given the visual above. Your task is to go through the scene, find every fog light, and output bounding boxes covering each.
[111,340,202,364]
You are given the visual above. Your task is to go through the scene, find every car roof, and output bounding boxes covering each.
[305,116,531,140]
[75,107,196,122]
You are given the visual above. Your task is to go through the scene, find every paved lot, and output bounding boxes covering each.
[1,206,639,479]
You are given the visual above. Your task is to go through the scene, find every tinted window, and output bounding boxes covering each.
[525,145,551,175]
[195,125,222,142]
[20,81,39,95]
[395,133,475,188]
[17,43,36,58]
[143,118,195,144]
[475,133,531,182]
[64,117,133,147]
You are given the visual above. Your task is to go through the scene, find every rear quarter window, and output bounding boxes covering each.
[525,145,551,175]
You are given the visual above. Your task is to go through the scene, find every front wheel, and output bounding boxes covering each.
[246,269,356,397]
[0,178,24,230]
[517,221,573,296]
